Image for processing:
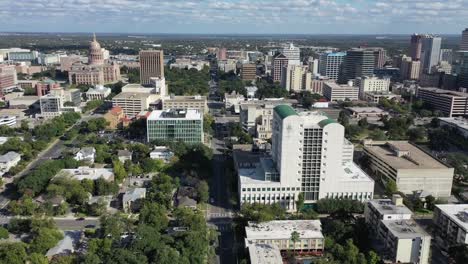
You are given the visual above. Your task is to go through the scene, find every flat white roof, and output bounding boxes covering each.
[347,107,387,113]
[58,167,114,181]
[248,243,282,264]
[369,199,413,216]
[341,162,375,183]
[147,109,202,120]
[439,117,468,131]
[246,220,323,240]
[436,204,468,231]
[382,219,430,239]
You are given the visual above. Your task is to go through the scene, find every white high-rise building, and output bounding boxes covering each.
[420,35,442,74]
[318,52,346,80]
[281,43,301,66]
[281,65,311,92]
[237,105,374,211]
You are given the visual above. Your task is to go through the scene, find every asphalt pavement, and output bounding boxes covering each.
[0,216,99,230]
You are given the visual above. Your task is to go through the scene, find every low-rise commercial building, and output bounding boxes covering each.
[57,167,114,181]
[162,95,207,114]
[363,141,454,198]
[433,204,468,251]
[365,195,413,234]
[323,81,359,101]
[416,87,468,117]
[39,88,81,118]
[86,85,111,100]
[438,117,468,138]
[224,91,245,113]
[112,92,158,117]
[355,76,390,98]
[147,109,203,144]
[364,91,401,103]
[103,106,126,129]
[247,243,282,264]
[245,220,324,254]
[346,107,389,119]
[150,146,174,163]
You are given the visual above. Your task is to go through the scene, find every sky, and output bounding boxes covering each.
[0,0,467,34]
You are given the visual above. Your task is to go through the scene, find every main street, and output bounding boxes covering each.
[0,216,99,230]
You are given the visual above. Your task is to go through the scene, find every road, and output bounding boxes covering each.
[0,216,99,230]
[0,114,102,209]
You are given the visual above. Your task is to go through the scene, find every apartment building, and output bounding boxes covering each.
[433,204,468,251]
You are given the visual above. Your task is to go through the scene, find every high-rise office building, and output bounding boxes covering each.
[420,35,442,74]
[461,28,468,51]
[439,49,453,63]
[146,109,203,144]
[281,43,300,65]
[271,53,288,82]
[318,52,346,80]
[237,105,374,210]
[139,50,164,86]
[365,47,387,69]
[410,34,423,60]
[341,48,375,83]
[217,48,227,60]
[241,63,257,81]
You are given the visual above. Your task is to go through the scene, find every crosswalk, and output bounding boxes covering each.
[209,212,233,218]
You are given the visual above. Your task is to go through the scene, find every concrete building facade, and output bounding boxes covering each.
[416,87,468,117]
[139,50,164,86]
[322,82,359,101]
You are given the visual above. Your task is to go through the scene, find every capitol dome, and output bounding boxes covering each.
[89,33,104,65]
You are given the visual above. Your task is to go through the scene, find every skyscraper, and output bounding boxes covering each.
[461,28,468,51]
[420,35,442,74]
[410,34,423,60]
[139,50,164,86]
[318,52,346,80]
[340,48,375,83]
[281,43,301,66]
[271,53,288,83]
[364,47,387,69]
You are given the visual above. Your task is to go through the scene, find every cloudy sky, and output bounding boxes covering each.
[0,0,467,34]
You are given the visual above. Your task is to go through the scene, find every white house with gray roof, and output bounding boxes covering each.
[122,188,146,213]
[74,147,96,163]
[0,151,21,176]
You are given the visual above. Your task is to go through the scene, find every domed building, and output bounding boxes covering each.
[89,33,104,65]
[68,34,120,86]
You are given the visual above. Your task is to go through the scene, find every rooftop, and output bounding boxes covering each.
[435,204,468,231]
[382,219,430,239]
[364,141,449,170]
[418,87,468,98]
[123,188,146,202]
[58,167,114,181]
[368,199,413,216]
[347,107,387,113]
[246,220,323,240]
[0,151,20,162]
[147,109,202,120]
[113,92,152,99]
[248,243,282,264]
[274,105,298,119]
[166,95,207,101]
[439,117,468,131]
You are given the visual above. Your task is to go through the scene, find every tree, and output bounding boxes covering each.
[408,127,426,142]
[428,128,450,151]
[29,253,49,264]
[369,129,387,141]
[425,195,436,210]
[338,111,349,127]
[140,158,163,173]
[357,118,368,128]
[113,160,127,182]
[138,203,168,231]
[196,180,209,203]
[290,231,300,257]
[29,228,64,254]
[385,180,398,195]
[449,244,468,264]
[0,227,8,239]
[296,193,305,214]
[0,242,28,264]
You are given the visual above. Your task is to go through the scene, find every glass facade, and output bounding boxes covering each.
[301,128,323,201]
[147,119,202,144]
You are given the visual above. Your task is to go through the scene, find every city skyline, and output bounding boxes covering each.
[0,0,467,34]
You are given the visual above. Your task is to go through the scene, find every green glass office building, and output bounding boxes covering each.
[147,109,203,144]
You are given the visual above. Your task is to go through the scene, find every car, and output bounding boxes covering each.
[76,217,85,221]
[85,224,96,228]
[210,198,215,203]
